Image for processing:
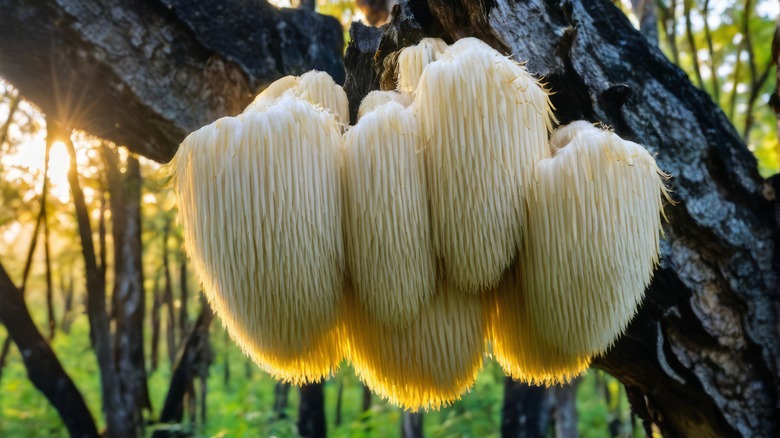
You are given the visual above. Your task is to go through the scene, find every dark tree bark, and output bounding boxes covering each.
[43,197,56,341]
[334,380,344,426]
[150,271,162,372]
[64,128,135,437]
[0,0,345,162]
[401,412,423,438]
[501,377,551,438]
[179,258,189,339]
[153,305,214,437]
[552,382,579,438]
[0,262,99,438]
[273,382,291,420]
[104,148,151,427]
[60,272,75,334]
[298,383,327,438]
[162,222,177,366]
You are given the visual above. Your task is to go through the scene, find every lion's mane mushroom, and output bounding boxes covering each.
[244,71,349,124]
[522,121,670,357]
[486,266,591,384]
[170,95,345,383]
[357,90,413,120]
[343,100,435,326]
[342,278,485,411]
[396,38,448,93]
[416,37,554,294]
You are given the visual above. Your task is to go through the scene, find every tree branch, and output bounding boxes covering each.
[0,0,345,162]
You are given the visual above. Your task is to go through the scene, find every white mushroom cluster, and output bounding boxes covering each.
[169,38,669,410]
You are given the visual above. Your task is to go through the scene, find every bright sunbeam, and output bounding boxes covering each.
[47,141,72,204]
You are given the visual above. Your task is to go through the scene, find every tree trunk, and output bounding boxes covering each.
[1,1,777,436]
[298,383,327,438]
[501,377,551,438]
[274,382,291,420]
[0,0,345,162]
[43,197,56,341]
[552,382,578,438]
[65,129,135,437]
[162,222,177,366]
[153,305,214,437]
[401,412,423,438]
[179,258,189,339]
[0,262,98,438]
[105,148,151,427]
[60,272,75,334]
[629,0,658,45]
[150,271,162,372]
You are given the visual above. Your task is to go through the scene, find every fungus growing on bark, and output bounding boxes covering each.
[522,121,669,356]
[486,266,591,385]
[357,90,413,120]
[342,101,435,326]
[170,95,345,383]
[416,37,554,294]
[244,71,349,124]
[343,278,485,411]
[396,37,448,93]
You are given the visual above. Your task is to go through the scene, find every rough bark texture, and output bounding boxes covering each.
[1,0,777,437]
[0,0,345,162]
[105,150,151,427]
[0,263,98,438]
[342,1,778,436]
[65,130,135,437]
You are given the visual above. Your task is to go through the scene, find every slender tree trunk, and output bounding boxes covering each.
[362,384,372,413]
[98,191,107,290]
[179,258,189,339]
[60,272,75,334]
[629,0,658,45]
[104,148,151,427]
[162,223,177,366]
[64,128,135,437]
[43,179,55,341]
[298,383,327,438]
[0,336,11,382]
[150,272,162,372]
[0,262,98,437]
[222,329,230,386]
[153,305,214,437]
[274,382,291,420]
[552,382,579,438]
[0,90,19,148]
[401,412,423,438]
[501,377,551,438]
[334,380,344,426]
